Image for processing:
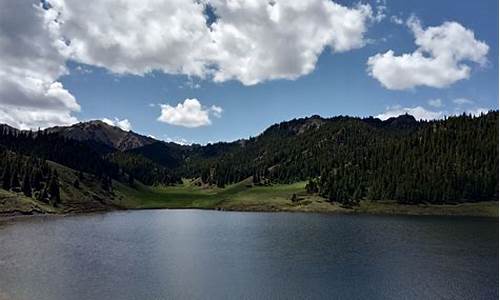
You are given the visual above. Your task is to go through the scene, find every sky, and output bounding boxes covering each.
[0,0,498,144]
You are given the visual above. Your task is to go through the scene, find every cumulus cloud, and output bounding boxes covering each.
[428,98,443,108]
[157,98,222,128]
[102,117,132,131]
[376,105,444,121]
[0,0,79,129]
[42,0,373,85]
[0,0,376,128]
[367,17,489,90]
[208,1,373,84]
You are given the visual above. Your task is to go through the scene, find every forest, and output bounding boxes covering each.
[0,111,498,207]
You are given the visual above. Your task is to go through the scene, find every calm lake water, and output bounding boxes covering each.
[0,210,497,300]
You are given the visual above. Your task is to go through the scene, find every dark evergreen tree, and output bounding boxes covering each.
[48,173,60,206]
[2,163,11,190]
[10,169,20,191]
[21,171,32,197]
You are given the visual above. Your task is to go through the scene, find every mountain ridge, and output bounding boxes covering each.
[0,111,497,214]
[44,120,157,151]
[1,113,422,149]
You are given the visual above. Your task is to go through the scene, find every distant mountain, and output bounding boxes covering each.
[362,114,419,131]
[45,120,156,151]
[1,111,497,208]
[127,141,187,169]
[178,111,498,205]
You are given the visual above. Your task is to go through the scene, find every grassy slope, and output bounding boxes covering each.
[0,161,122,216]
[116,179,499,217]
[0,189,56,216]
[2,166,497,218]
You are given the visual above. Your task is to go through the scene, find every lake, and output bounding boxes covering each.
[0,210,497,299]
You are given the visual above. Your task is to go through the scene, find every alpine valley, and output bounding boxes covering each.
[0,111,498,218]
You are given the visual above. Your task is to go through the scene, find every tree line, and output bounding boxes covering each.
[1,111,498,206]
[0,148,60,206]
[180,112,498,205]
[0,128,180,188]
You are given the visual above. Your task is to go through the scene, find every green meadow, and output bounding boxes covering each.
[114,179,498,217]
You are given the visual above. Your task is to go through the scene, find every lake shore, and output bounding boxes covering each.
[2,200,497,223]
[218,200,499,218]
[2,179,498,221]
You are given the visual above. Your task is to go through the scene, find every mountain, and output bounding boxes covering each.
[127,141,187,169]
[45,120,156,151]
[176,111,498,205]
[0,111,498,212]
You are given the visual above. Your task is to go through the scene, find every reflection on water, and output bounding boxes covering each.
[0,210,498,299]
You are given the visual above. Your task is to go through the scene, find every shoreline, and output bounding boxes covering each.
[1,201,498,223]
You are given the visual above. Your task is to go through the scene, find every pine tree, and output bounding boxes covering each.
[31,168,43,191]
[10,169,20,191]
[48,173,60,206]
[21,171,32,197]
[2,163,11,190]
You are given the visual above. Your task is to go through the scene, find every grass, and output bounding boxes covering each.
[115,179,221,209]
[0,189,57,216]
[4,171,495,218]
[115,178,499,217]
[115,178,314,210]
[355,200,499,218]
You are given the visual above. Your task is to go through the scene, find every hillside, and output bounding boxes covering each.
[46,120,156,151]
[174,112,498,206]
[0,158,123,216]
[0,111,498,216]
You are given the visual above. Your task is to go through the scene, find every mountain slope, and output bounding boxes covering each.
[177,111,498,205]
[46,120,156,151]
[1,111,498,210]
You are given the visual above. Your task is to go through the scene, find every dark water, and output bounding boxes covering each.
[0,210,497,300]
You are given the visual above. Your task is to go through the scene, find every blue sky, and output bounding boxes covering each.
[1,0,498,144]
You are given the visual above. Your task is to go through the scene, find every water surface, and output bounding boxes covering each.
[0,210,497,299]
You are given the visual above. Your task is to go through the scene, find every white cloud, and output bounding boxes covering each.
[373,0,387,23]
[102,117,132,131]
[46,0,211,77]
[0,1,80,129]
[157,98,222,128]
[164,136,191,145]
[390,15,403,25]
[449,98,487,116]
[1,0,376,129]
[208,1,373,84]
[74,65,93,74]
[42,0,373,85]
[452,98,474,105]
[367,17,489,90]
[376,105,444,121]
[428,98,443,108]
[210,105,223,118]
[465,107,488,116]
[0,106,77,131]
[377,102,490,121]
